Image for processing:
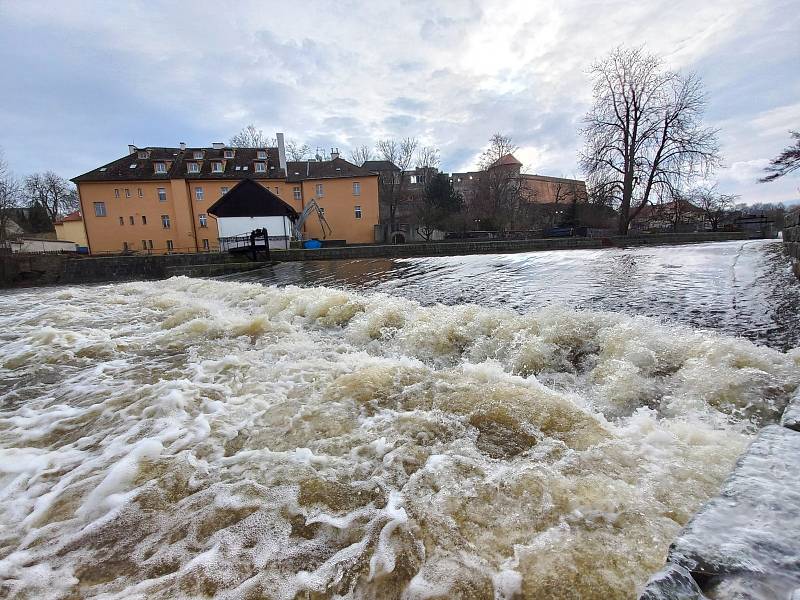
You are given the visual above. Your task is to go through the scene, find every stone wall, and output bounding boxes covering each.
[783,209,800,278]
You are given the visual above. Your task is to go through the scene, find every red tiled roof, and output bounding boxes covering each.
[54,210,82,225]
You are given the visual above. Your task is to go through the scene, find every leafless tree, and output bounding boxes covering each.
[23,172,78,224]
[581,46,721,235]
[471,134,530,233]
[692,185,737,231]
[760,130,800,182]
[285,140,311,161]
[229,124,276,148]
[414,145,440,189]
[0,150,22,245]
[375,137,418,231]
[349,145,373,166]
[478,133,519,170]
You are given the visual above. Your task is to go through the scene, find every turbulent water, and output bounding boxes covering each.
[1,243,799,599]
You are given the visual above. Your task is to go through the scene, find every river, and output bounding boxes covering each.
[0,239,798,599]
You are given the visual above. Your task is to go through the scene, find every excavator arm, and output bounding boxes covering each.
[292,199,332,241]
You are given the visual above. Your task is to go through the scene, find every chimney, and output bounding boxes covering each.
[128,144,136,155]
[212,142,224,150]
[179,142,186,151]
[276,132,287,173]
[331,147,339,160]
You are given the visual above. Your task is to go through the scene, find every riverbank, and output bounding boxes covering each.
[783,209,800,279]
[0,231,748,288]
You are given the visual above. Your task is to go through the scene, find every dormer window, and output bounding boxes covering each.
[254,162,266,173]
[188,162,200,173]
[211,161,223,173]
[154,162,166,174]
[223,150,234,159]
[257,150,267,159]
[137,150,149,159]
[193,150,204,159]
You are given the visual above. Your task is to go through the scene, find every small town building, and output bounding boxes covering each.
[208,179,298,250]
[53,210,89,252]
[71,135,379,254]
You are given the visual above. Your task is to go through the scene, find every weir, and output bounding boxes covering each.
[640,391,800,598]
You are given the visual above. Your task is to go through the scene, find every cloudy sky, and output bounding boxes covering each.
[1,0,798,205]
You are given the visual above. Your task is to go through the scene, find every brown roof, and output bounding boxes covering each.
[54,210,82,224]
[285,157,376,182]
[362,160,401,173]
[490,154,523,168]
[72,146,286,183]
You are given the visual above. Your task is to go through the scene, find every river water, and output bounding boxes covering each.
[0,239,798,599]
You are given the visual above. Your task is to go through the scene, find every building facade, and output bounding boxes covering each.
[53,210,89,251]
[72,137,378,254]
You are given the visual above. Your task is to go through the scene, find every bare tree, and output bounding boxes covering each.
[23,172,78,224]
[285,140,311,161]
[472,134,529,233]
[478,133,519,170]
[229,124,276,148]
[0,150,21,245]
[581,46,721,235]
[375,137,418,232]
[349,145,373,166]
[760,130,800,182]
[693,185,737,231]
[415,146,440,189]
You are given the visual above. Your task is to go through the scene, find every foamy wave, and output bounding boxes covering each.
[0,278,797,599]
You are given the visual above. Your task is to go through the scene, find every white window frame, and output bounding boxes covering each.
[195,187,204,201]
[255,162,266,173]
[193,150,203,159]
[354,205,362,219]
[166,240,174,251]
[188,162,200,173]
[316,183,324,197]
[202,238,210,250]
[293,186,301,200]
[157,188,167,202]
[199,214,207,228]
[161,214,171,229]
[137,187,143,198]
[125,188,130,198]
[93,202,106,217]
[154,162,166,174]
[211,161,223,173]
[257,150,267,159]
[223,150,234,159]
[353,182,361,196]
[114,188,120,198]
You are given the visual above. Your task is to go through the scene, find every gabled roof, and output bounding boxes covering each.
[72,146,285,183]
[285,157,376,182]
[362,160,401,173]
[54,210,82,224]
[207,179,298,219]
[490,154,523,169]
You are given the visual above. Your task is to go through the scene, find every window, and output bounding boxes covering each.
[257,150,267,159]
[129,216,135,225]
[195,187,204,200]
[119,216,124,225]
[354,205,362,219]
[94,202,106,217]
[353,182,361,196]
[193,150,203,159]
[161,214,170,229]
[129,164,137,169]
[223,150,234,159]
[212,161,223,173]
[166,240,174,252]
[199,214,207,228]
[293,186,301,200]
[114,188,120,198]
[254,162,266,173]
[202,238,210,250]
[148,240,153,250]
[137,151,148,159]
[316,183,324,197]
[123,242,129,252]
[124,188,130,198]
[137,187,143,198]
[142,240,147,250]
[220,187,229,195]
[142,215,147,225]
[154,162,166,174]
[157,188,167,202]
[410,175,418,184]
[188,162,200,173]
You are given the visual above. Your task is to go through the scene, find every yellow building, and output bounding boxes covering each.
[71,137,379,254]
[53,210,89,250]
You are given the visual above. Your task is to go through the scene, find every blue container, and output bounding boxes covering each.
[303,239,322,249]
